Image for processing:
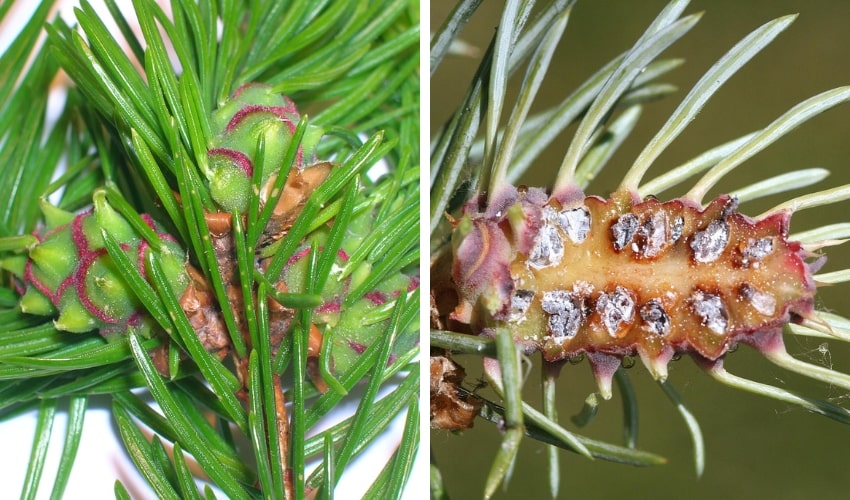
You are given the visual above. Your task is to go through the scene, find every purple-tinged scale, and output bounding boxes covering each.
[365,291,387,305]
[225,104,299,134]
[208,148,254,176]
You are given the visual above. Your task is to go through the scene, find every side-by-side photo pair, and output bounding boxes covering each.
[1,1,850,498]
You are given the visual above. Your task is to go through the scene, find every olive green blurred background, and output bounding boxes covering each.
[431,1,850,499]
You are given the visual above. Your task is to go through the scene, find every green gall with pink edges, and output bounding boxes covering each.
[9,194,189,339]
[206,84,325,212]
[282,199,419,377]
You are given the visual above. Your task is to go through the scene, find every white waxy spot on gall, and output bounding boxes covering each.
[690,219,730,263]
[541,290,585,339]
[558,206,591,243]
[596,286,636,337]
[690,290,728,334]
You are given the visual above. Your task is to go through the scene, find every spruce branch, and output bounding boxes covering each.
[432,1,850,498]
[1,0,419,498]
